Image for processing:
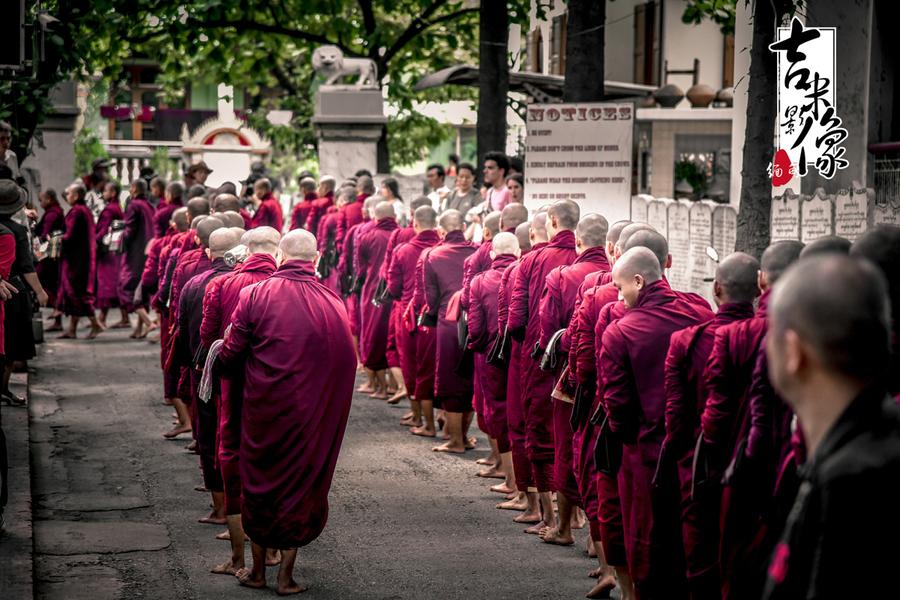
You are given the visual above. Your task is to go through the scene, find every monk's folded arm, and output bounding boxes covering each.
[599,323,638,442]
[699,332,736,452]
[507,258,531,340]
[663,335,692,450]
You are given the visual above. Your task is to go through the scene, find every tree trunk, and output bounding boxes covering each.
[735,0,789,258]
[563,0,605,102]
[476,0,509,167]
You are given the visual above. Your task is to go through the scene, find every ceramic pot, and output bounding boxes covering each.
[653,83,684,108]
[686,83,716,108]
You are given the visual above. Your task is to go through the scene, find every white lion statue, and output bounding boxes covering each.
[312,45,378,88]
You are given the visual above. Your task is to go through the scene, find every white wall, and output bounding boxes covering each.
[662,0,725,92]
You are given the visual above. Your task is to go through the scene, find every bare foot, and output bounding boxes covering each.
[237,568,266,589]
[199,514,227,525]
[370,390,389,400]
[399,417,421,428]
[489,483,515,495]
[163,397,174,406]
[571,511,587,530]
[216,530,231,541]
[211,560,243,575]
[112,320,131,329]
[184,441,198,453]
[87,326,103,339]
[514,512,543,524]
[586,574,617,598]
[476,468,506,479]
[465,436,477,449]
[194,485,208,492]
[356,383,375,393]
[46,322,63,332]
[539,526,575,546]
[386,389,406,404]
[475,457,495,466]
[524,520,550,534]
[163,424,192,439]
[433,442,465,454]
[58,331,77,339]
[496,497,529,511]
[588,566,603,578]
[410,426,436,438]
[265,549,281,566]
[276,578,308,595]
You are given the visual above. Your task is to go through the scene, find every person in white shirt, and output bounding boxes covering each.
[425,163,450,211]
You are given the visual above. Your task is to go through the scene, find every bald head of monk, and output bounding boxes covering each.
[612,247,663,308]
[438,209,464,234]
[215,210,244,228]
[767,254,891,454]
[363,194,380,219]
[196,216,225,248]
[800,235,851,258]
[245,226,281,257]
[546,199,580,238]
[760,240,805,290]
[357,175,375,196]
[190,215,205,229]
[500,203,529,232]
[624,229,670,271]
[213,193,242,213]
[374,200,395,221]
[714,252,760,306]
[279,229,318,263]
[850,225,900,339]
[410,196,432,212]
[413,205,437,232]
[530,212,549,244]
[172,207,190,232]
[228,226,246,237]
[207,227,242,259]
[575,213,609,254]
[187,197,210,220]
[483,211,502,241]
[615,222,656,258]
[490,231,520,259]
[605,220,632,265]
[516,222,532,252]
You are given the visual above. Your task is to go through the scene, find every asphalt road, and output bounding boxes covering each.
[29,325,600,599]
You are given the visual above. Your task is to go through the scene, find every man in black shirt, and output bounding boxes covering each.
[762,254,900,599]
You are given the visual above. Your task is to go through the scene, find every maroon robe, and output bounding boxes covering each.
[35,203,65,308]
[239,208,252,229]
[201,253,277,515]
[539,246,611,505]
[166,248,211,403]
[357,217,398,370]
[663,301,755,599]
[381,226,415,369]
[290,191,317,230]
[468,253,516,449]
[507,229,577,491]
[95,202,125,309]
[218,259,355,549]
[412,246,439,400]
[304,191,334,234]
[338,222,364,338]
[461,240,493,311]
[388,229,440,393]
[117,196,154,311]
[57,201,96,316]
[316,208,341,296]
[423,230,477,411]
[336,193,368,254]
[154,197,182,238]
[250,194,283,231]
[600,280,713,598]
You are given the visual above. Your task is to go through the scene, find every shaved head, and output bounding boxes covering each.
[187,197,210,219]
[770,255,891,385]
[196,216,225,247]
[491,232,519,256]
[190,215,205,229]
[624,229,669,270]
[548,199,580,231]
[172,207,189,232]
[439,209,464,233]
[531,212,549,242]
[410,196,432,211]
[280,229,318,261]
[483,211,502,238]
[800,235,851,258]
[500,203,529,231]
[761,240,804,285]
[616,223,656,254]
[363,195,379,218]
[374,201,396,220]
[245,226,281,255]
[515,222,532,251]
[213,194,242,213]
[414,205,437,229]
[208,228,242,256]
[300,177,317,193]
[217,210,245,228]
[608,220,632,244]
[228,226,246,237]
[357,175,375,195]
[576,213,610,248]
[716,252,761,304]
[615,247,663,284]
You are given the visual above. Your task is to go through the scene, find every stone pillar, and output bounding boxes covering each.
[312,88,387,181]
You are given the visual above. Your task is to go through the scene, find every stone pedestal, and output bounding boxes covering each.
[312,88,387,180]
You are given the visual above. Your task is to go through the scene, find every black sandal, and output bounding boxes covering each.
[0,391,25,406]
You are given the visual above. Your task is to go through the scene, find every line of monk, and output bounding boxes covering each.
[32,163,900,598]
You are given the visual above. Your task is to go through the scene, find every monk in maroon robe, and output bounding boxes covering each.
[154,181,184,238]
[699,240,803,600]
[218,229,355,595]
[468,232,519,491]
[536,213,610,546]
[303,176,335,233]
[58,183,103,338]
[289,177,317,230]
[95,181,127,327]
[249,178,283,231]
[117,179,155,338]
[663,252,759,600]
[35,188,65,328]
[387,206,440,429]
[498,218,544,523]
[176,228,239,526]
[315,188,350,296]
[507,200,579,531]
[600,247,714,599]
[201,227,280,575]
[336,176,372,253]
[356,202,398,394]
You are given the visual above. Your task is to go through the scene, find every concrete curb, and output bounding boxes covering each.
[0,368,34,600]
